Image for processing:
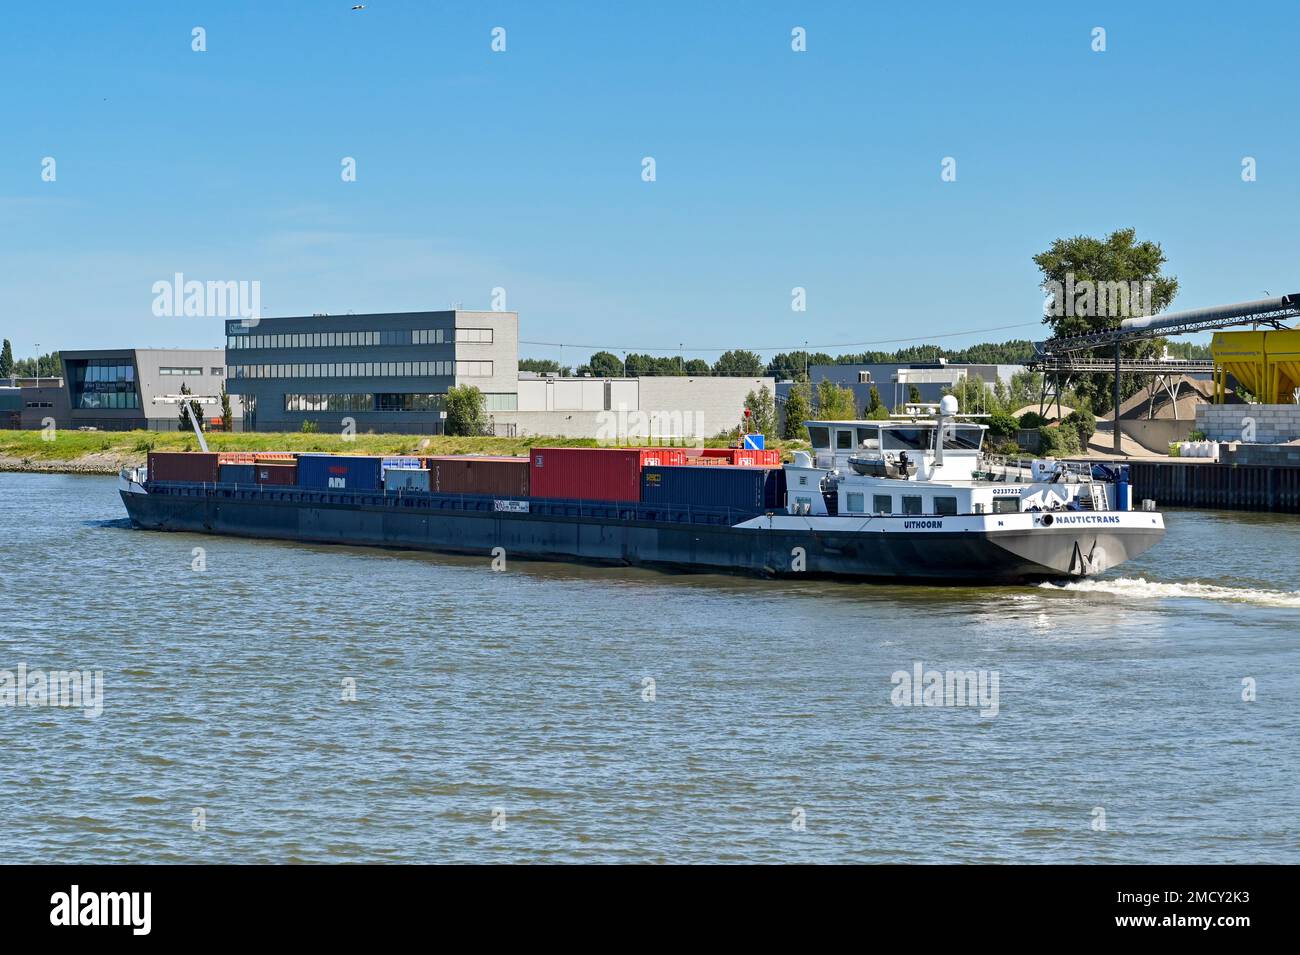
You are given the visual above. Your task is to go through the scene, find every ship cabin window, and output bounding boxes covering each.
[941,425,985,451]
[846,492,865,513]
[808,426,830,450]
[934,496,958,516]
[992,498,1020,514]
[873,495,892,514]
[901,495,923,516]
[882,427,932,451]
[835,429,854,450]
[856,427,878,448]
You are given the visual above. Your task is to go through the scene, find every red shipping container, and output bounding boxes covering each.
[253,452,296,461]
[255,463,298,485]
[700,448,782,467]
[148,451,220,483]
[218,452,256,464]
[529,447,684,501]
[424,456,530,496]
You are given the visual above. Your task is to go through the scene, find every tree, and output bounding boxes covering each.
[1008,369,1042,408]
[766,351,834,381]
[908,384,921,405]
[815,379,857,419]
[865,386,883,416]
[744,384,776,437]
[519,358,572,376]
[445,384,491,436]
[712,349,765,377]
[584,351,624,378]
[683,358,710,376]
[219,384,233,432]
[177,383,203,433]
[1034,228,1178,413]
[782,382,812,440]
[0,340,12,379]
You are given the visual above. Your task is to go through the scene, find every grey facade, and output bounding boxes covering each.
[224,310,518,434]
[53,349,240,431]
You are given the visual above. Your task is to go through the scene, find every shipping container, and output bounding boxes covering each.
[296,454,383,491]
[385,467,432,492]
[255,463,298,486]
[148,451,220,484]
[381,456,422,473]
[424,456,530,497]
[252,452,296,461]
[529,447,689,502]
[698,447,782,467]
[218,463,257,484]
[218,452,256,465]
[641,464,786,513]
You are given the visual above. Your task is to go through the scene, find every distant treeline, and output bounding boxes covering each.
[520,339,1042,380]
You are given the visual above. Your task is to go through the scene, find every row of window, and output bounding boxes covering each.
[73,361,134,384]
[226,328,493,350]
[229,360,493,380]
[158,366,203,376]
[76,391,140,410]
[844,492,959,516]
[282,392,518,413]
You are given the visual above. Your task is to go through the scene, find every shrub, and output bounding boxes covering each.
[300,420,319,433]
[1062,408,1096,449]
[988,410,1020,440]
[1018,411,1048,430]
[1038,425,1081,456]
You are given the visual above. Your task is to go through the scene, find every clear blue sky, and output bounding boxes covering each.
[2,1,1296,363]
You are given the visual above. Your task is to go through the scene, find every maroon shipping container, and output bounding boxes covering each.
[255,463,298,486]
[529,447,685,502]
[148,451,220,484]
[424,456,530,497]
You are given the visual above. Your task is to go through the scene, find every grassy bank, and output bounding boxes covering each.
[0,429,804,473]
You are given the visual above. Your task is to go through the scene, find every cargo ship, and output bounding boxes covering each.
[118,401,1165,583]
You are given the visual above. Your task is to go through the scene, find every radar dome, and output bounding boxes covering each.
[939,395,959,416]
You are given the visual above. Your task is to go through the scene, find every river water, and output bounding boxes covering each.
[1,472,1297,863]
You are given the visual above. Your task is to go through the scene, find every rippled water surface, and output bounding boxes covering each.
[1,472,1297,863]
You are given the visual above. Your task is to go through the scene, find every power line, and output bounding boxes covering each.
[519,320,1045,355]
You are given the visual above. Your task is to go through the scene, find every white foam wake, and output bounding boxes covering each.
[1038,577,1300,608]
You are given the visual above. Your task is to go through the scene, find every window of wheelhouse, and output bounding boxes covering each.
[835,429,854,450]
[941,425,984,450]
[856,426,879,448]
[882,427,931,451]
[808,426,830,449]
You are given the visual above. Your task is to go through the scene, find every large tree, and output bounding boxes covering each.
[177,383,204,433]
[712,349,765,377]
[782,382,812,439]
[815,379,857,419]
[744,384,776,437]
[1033,228,1178,412]
[444,384,491,435]
[581,351,624,378]
[0,339,13,378]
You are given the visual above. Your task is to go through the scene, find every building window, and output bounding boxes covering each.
[873,494,892,514]
[455,328,493,344]
[934,496,958,515]
[283,393,374,412]
[902,495,923,516]
[159,366,203,376]
[482,393,517,411]
[455,360,493,377]
[374,393,446,412]
[71,359,139,409]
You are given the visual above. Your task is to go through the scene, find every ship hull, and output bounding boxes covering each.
[119,486,1165,584]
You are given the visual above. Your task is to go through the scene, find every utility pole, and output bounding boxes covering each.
[1113,342,1122,455]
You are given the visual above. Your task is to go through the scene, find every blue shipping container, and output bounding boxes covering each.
[385,467,431,492]
[297,454,383,491]
[218,463,256,484]
[641,465,785,513]
[381,456,421,472]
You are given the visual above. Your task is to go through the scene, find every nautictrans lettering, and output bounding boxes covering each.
[1053,514,1121,525]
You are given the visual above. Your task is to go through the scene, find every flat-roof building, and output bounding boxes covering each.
[51,349,241,431]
